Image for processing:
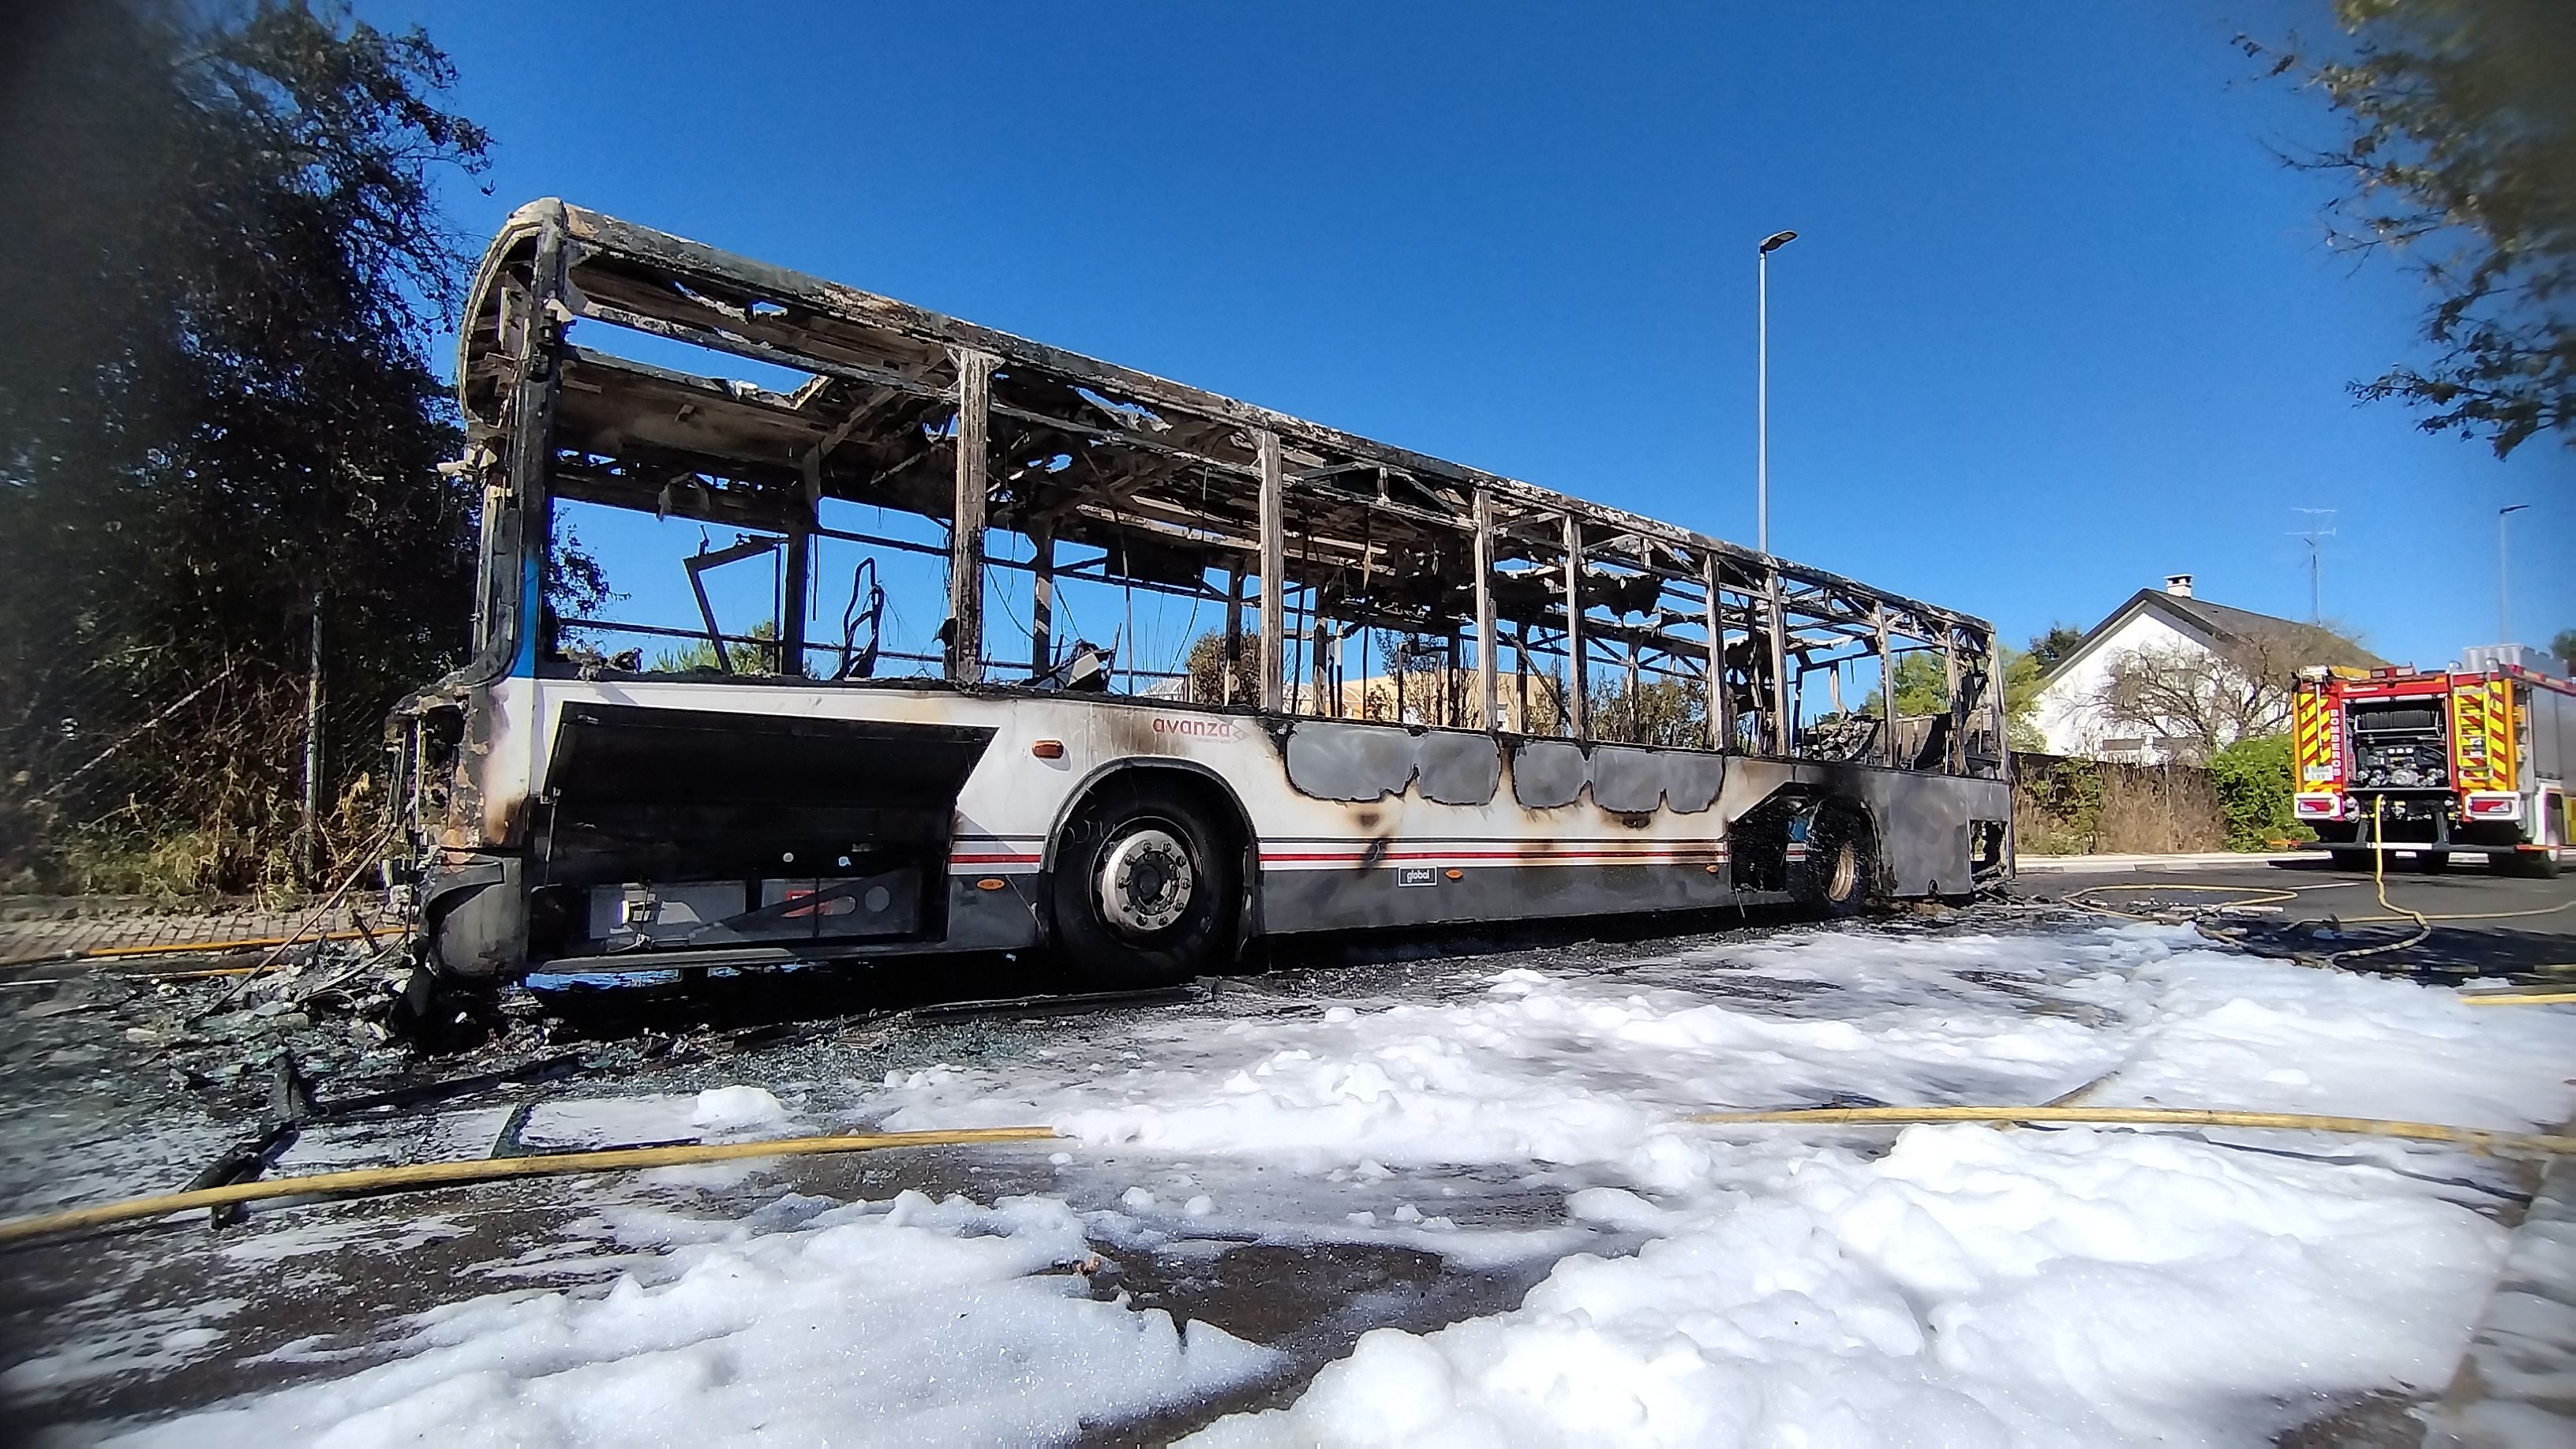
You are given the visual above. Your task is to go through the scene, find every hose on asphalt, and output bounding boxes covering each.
[0,1126,1059,1247]
[2458,990,2576,1006]
[2338,900,2576,924]
[13,1099,2576,1249]
[2061,882,2301,919]
[1689,1104,2576,1156]
[2050,812,2576,972]
[2060,882,2574,930]
[2325,799,2433,967]
[0,930,375,972]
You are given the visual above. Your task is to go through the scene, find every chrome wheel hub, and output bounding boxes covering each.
[1827,840,1860,900]
[1099,827,1193,935]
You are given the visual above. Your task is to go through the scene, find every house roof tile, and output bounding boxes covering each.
[2037,589,2387,691]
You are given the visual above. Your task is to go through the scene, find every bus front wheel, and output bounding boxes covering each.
[1050,781,1239,991]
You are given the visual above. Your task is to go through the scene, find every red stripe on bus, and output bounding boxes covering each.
[1262,845,1731,856]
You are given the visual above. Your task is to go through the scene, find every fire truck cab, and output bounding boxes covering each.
[2291,653,2574,878]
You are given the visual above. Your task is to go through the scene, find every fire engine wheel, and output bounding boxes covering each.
[2327,849,2370,871]
[2414,851,2451,874]
[2503,846,2563,880]
[1050,782,1237,991]
[1794,803,1877,918]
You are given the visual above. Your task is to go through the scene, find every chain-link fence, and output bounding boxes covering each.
[0,590,388,899]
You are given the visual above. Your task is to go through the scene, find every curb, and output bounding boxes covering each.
[2013,852,2308,874]
[2423,1144,2576,1445]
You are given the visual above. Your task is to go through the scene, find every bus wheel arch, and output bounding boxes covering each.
[1795,796,1881,915]
[421,856,526,985]
[1043,763,1256,987]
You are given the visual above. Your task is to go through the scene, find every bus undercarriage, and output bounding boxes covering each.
[394,201,2013,1007]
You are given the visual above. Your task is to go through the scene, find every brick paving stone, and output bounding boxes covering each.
[0,896,396,968]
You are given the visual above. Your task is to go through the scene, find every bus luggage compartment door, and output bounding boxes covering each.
[537,703,994,950]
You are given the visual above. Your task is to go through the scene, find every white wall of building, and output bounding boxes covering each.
[2031,608,2212,761]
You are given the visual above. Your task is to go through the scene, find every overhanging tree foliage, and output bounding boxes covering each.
[0,1,489,892]
[2246,1,2576,457]
[2024,623,2084,672]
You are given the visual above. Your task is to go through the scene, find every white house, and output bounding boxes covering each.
[2031,575,2384,763]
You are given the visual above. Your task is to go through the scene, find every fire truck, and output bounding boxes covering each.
[2291,652,2574,877]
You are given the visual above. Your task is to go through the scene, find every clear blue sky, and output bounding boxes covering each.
[366,0,2571,669]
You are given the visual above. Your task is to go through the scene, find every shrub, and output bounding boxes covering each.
[2208,733,2310,851]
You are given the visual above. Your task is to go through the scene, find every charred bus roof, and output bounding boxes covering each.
[453,199,2000,764]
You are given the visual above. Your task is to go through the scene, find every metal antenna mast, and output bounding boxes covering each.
[2290,509,2336,624]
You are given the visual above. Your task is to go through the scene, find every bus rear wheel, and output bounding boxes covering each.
[1050,781,1238,991]
[1795,804,1877,917]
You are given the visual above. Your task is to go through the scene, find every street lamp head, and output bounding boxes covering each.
[1759,230,1799,253]
[2499,503,2529,515]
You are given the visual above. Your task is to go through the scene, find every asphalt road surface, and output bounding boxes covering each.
[2,871,2570,1443]
[2022,854,2576,983]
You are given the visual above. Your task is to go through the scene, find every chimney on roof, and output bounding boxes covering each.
[2164,574,2194,598]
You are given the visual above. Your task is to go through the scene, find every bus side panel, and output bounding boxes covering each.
[1849,768,2011,898]
[1237,746,2008,937]
[451,679,2009,970]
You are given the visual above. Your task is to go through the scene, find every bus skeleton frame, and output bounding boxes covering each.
[391,200,2014,993]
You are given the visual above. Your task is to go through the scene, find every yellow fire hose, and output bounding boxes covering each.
[0,929,376,971]
[1689,1105,2576,1156]
[2060,803,2576,979]
[2057,882,2572,928]
[0,1126,1058,1246]
[2330,798,2436,964]
[13,1104,2576,1249]
[2061,884,2301,919]
[2458,990,2576,1006]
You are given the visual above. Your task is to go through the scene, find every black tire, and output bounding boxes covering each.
[2327,849,2370,871]
[1794,803,1877,917]
[2415,851,2451,874]
[2502,847,2562,880]
[1050,778,1241,990]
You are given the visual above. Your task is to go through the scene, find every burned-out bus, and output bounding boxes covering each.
[391,200,2012,1002]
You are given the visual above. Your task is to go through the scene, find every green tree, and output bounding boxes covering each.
[1182,629,1259,706]
[2026,623,2084,672]
[651,621,778,675]
[0,1,489,891]
[1862,653,1953,717]
[2001,646,2048,751]
[2245,2,2576,456]
[2552,627,2576,674]
[1588,677,1703,747]
[1857,649,2046,751]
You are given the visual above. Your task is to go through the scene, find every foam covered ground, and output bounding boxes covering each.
[92,1192,1273,1447]
[871,923,2574,1444]
[58,921,2576,1446]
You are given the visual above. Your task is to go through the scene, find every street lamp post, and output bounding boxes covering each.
[2498,503,2528,645]
[1757,230,1797,556]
